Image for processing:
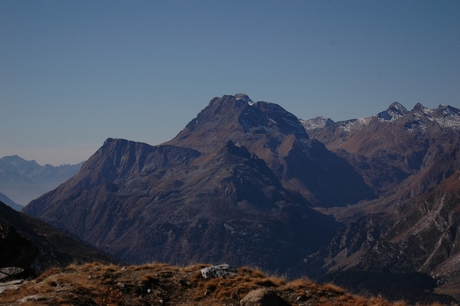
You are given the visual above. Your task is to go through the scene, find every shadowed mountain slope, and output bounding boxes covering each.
[0,201,115,274]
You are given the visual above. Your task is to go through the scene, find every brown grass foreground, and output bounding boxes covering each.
[0,262,441,306]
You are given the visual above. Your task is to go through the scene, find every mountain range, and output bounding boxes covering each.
[0,155,83,207]
[21,94,460,302]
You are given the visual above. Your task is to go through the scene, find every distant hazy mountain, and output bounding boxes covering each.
[0,191,22,211]
[0,155,83,205]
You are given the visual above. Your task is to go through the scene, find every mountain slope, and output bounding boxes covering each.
[318,170,460,300]
[0,201,115,274]
[0,155,83,205]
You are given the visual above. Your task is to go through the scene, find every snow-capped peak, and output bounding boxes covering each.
[412,103,431,114]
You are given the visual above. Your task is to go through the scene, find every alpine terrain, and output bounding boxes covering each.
[22,94,460,303]
[303,102,460,302]
[23,94,375,277]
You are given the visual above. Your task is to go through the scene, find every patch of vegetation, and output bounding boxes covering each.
[1,262,453,305]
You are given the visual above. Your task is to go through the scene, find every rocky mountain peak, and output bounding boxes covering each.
[170,94,310,152]
[411,102,430,114]
[234,93,253,104]
[436,104,460,118]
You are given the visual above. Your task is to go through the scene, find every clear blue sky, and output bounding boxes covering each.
[1,0,459,165]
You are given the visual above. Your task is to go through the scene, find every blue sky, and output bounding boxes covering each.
[1,0,459,165]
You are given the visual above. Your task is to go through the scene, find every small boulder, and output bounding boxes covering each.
[240,288,290,306]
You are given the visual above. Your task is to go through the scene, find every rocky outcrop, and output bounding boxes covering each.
[201,264,237,279]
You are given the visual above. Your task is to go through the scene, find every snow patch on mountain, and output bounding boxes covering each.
[234,93,253,105]
[404,114,426,134]
[301,116,335,131]
[434,105,460,130]
[339,117,372,132]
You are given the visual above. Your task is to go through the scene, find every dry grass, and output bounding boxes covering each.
[0,262,451,306]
